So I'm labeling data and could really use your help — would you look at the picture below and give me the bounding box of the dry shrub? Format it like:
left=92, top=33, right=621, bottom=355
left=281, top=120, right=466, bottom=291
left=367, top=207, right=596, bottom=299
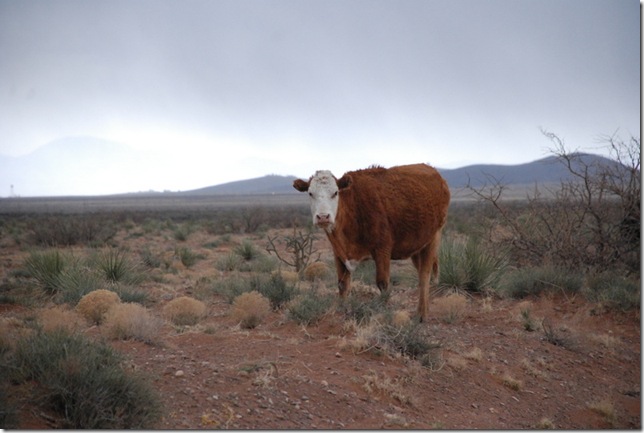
left=163, top=296, right=207, bottom=326
left=303, top=262, right=329, bottom=281
left=76, top=289, right=121, bottom=325
left=362, top=369, right=411, bottom=405
left=272, top=270, right=299, bottom=285
left=103, top=303, right=163, bottom=343
left=391, top=310, right=411, bottom=328
left=434, top=293, right=468, bottom=324
left=38, top=306, right=84, bottom=333
left=231, top=291, right=271, bottom=329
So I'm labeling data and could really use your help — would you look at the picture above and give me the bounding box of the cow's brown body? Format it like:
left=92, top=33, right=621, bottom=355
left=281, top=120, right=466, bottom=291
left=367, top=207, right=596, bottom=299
left=294, top=163, right=450, bottom=321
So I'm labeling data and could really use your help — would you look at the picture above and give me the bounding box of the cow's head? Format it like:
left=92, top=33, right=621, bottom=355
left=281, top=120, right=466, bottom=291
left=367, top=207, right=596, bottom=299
left=293, top=170, right=352, bottom=230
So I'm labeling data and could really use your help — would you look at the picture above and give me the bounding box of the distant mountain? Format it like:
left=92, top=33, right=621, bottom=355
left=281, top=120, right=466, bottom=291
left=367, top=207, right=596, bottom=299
left=181, top=175, right=298, bottom=195
left=438, top=153, right=620, bottom=188
left=176, top=153, right=620, bottom=195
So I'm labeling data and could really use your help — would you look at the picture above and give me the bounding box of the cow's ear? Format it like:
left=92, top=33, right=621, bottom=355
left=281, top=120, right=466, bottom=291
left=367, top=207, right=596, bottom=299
left=337, top=174, right=352, bottom=190
left=293, top=179, right=310, bottom=192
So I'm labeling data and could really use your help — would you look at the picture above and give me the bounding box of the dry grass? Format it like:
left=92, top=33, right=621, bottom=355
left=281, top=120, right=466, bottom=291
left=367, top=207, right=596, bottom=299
left=271, top=270, right=299, bottom=285
left=434, top=293, right=468, bottom=324
left=501, top=373, right=522, bottom=391
left=163, top=296, right=207, bottom=326
left=103, top=303, right=163, bottom=343
left=535, top=417, right=555, bottom=429
left=38, top=306, right=85, bottom=333
left=521, top=358, right=548, bottom=379
left=588, top=399, right=616, bottom=424
left=362, top=369, right=411, bottom=405
left=463, top=347, right=483, bottom=362
left=231, top=291, right=271, bottom=329
left=391, top=310, right=411, bottom=328
left=303, top=262, right=330, bottom=281
left=76, top=289, right=121, bottom=325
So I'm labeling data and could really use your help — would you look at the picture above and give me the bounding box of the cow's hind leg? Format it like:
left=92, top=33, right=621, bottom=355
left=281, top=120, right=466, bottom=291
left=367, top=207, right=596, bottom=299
left=414, top=232, right=441, bottom=322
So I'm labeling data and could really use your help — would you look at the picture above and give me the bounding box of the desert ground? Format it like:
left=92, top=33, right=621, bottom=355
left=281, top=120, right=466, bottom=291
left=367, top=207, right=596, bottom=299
left=0, top=196, right=640, bottom=429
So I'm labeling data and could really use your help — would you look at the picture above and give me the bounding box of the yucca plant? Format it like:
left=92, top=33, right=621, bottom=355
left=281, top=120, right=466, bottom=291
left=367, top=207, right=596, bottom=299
left=24, top=249, right=69, bottom=293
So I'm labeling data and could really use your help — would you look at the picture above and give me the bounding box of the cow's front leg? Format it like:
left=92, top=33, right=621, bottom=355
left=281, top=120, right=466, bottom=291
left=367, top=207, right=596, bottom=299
left=334, top=255, right=352, bottom=297
left=373, top=251, right=391, bottom=294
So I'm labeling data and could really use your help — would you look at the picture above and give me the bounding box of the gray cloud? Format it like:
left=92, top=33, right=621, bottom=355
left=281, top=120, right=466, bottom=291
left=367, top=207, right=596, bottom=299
left=0, top=0, right=639, bottom=195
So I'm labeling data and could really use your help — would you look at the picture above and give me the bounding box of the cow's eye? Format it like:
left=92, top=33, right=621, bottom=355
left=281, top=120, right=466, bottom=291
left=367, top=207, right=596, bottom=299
left=332, top=191, right=338, bottom=198
left=308, top=192, right=313, bottom=197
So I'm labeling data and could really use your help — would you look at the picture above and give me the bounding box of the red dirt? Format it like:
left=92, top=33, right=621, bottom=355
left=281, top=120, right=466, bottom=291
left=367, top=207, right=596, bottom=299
left=1, top=228, right=640, bottom=429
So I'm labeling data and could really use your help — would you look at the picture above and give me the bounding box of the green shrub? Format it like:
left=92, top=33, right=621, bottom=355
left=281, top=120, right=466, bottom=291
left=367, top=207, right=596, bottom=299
left=215, top=252, right=244, bottom=272
left=497, top=266, right=583, bottom=299
left=234, top=240, right=260, bottom=261
left=9, top=330, right=161, bottom=428
left=140, top=248, right=161, bottom=268
left=175, top=246, right=201, bottom=268
left=211, top=275, right=253, bottom=303
left=95, top=249, right=143, bottom=285
left=439, top=238, right=507, bottom=292
left=252, top=273, right=299, bottom=310
left=338, top=292, right=389, bottom=325
left=584, top=272, right=640, bottom=311
left=287, top=289, right=333, bottom=325
left=24, top=249, right=69, bottom=293
left=55, top=265, right=104, bottom=304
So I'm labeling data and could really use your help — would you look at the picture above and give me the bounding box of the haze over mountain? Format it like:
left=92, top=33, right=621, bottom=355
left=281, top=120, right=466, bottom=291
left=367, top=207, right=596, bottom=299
left=1, top=136, right=620, bottom=198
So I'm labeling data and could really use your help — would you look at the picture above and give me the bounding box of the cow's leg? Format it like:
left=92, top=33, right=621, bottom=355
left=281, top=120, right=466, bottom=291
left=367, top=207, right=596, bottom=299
left=417, top=231, right=442, bottom=322
left=335, top=255, right=352, bottom=297
left=373, top=250, right=391, bottom=293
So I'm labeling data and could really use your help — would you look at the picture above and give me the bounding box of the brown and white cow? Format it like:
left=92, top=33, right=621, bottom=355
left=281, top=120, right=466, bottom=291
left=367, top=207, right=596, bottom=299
left=293, top=163, right=450, bottom=321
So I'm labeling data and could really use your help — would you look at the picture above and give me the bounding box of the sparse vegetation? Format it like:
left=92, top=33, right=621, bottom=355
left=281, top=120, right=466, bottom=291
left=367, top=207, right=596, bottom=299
left=287, top=288, right=333, bottom=325
left=230, top=291, right=271, bottom=329
left=6, top=329, right=161, bottom=428
left=103, top=303, right=163, bottom=343
left=76, top=289, right=121, bottom=325
left=434, top=293, right=468, bottom=324
left=163, top=296, right=207, bottom=326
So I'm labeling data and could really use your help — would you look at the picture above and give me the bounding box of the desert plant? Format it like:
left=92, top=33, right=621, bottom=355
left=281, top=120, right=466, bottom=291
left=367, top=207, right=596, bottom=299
left=8, top=329, right=161, bottom=428
left=96, top=249, right=143, bottom=285
left=438, top=237, right=507, bottom=293
left=266, top=225, right=320, bottom=272
left=55, top=264, right=104, bottom=304
left=303, top=261, right=330, bottom=281
left=163, top=296, right=207, bottom=326
left=583, top=272, right=640, bottom=311
left=140, top=248, right=162, bottom=268
left=498, top=266, right=583, bottom=299
left=434, top=293, right=468, bottom=324
left=76, top=289, right=121, bottom=325
left=355, top=316, right=440, bottom=361
left=38, top=306, right=85, bottom=333
left=103, top=303, right=163, bottom=343
left=24, top=249, right=69, bottom=293
left=338, top=291, right=389, bottom=325
left=252, top=273, right=299, bottom=310
left=469, top=131, right=640, bottom=274
left=230, top=291, right=271, bottom=329
left=234, top=239, right=261, bottom=261
left=287, top=289, right=333, bottom=325
left=175, top=246, right=201, bottom=268
left=211, top=274, right=253, bottom=303
left=215, top=252, right=244, bottom=272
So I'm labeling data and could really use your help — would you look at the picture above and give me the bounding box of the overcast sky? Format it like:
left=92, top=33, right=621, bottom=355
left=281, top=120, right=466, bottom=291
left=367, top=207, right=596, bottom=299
left=0, top=0, right=640, bottom=195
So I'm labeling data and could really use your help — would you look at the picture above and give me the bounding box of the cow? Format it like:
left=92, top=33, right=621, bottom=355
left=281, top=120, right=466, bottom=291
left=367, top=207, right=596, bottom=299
left=293, top=163, right=450, bottom=322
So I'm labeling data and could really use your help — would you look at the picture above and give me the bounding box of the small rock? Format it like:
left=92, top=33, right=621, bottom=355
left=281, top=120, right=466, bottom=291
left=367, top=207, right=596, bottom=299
left=175, top=370, right=185, bottom=377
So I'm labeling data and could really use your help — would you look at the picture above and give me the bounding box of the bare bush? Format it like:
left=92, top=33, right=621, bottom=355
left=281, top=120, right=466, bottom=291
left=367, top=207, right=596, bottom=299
left=163, top=296, right=207, bottom=326
left=266, top=225, right=321, bottom=272
left=469, top=130, right=640, bottom=274
left=76, top=289, right=121, bottom=325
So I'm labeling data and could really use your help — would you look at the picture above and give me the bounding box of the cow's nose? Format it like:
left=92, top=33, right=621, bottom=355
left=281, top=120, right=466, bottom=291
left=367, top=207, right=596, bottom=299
left=316, top=214, right=331, bottom=225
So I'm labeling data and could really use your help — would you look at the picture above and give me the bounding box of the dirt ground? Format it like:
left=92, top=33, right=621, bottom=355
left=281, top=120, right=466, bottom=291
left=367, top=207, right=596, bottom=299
left=1, top=227, right=640, bottom=429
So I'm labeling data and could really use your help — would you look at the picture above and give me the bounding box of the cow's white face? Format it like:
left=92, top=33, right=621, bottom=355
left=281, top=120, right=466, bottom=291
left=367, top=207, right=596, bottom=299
left=293, top=170, right=340, bottom=230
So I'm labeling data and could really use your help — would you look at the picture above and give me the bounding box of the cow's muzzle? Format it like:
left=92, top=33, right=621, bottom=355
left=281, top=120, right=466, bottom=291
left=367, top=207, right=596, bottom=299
left=315, top=213, right=332, bottom=227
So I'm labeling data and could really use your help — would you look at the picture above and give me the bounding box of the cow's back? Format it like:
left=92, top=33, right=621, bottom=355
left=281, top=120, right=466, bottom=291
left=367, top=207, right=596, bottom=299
left=341, top=163, right=449, bottom=259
